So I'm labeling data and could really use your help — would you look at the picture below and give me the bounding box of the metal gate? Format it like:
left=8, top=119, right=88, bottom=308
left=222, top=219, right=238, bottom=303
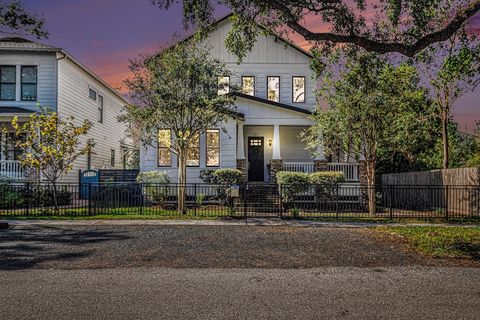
left=239, top=183, right=283, bottom=218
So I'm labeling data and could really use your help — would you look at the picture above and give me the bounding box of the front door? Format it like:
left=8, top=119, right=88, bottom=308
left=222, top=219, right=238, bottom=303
left=248, top=137, right=264, bottom=182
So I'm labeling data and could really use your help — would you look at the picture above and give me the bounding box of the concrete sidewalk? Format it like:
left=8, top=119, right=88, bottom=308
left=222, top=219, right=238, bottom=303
left=1, top=218, right=478, bottom=228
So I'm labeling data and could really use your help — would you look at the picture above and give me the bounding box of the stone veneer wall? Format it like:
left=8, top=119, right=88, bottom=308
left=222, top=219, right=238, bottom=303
left=236, top=159, right=247, bottom=182
left=269, top=160, right=283, bottom=183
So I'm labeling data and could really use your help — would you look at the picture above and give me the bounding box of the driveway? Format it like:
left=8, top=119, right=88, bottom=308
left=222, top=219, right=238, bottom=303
left=1, top=225, right=479, bottom=320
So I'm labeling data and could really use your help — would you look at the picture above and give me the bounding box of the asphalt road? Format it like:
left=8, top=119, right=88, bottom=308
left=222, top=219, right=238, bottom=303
left=1, top=225, right=479, bottom=319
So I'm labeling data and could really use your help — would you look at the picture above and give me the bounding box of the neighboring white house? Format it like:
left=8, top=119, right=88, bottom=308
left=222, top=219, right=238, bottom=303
left=140, top=14, right=360, bottom=184
left=0, top=37, right=133, bottom=183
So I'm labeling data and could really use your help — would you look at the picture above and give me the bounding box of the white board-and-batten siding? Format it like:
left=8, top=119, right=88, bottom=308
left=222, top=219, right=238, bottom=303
left=57, top=57, right=128, bottom=182
left=0, top=51, right=57, bottom=111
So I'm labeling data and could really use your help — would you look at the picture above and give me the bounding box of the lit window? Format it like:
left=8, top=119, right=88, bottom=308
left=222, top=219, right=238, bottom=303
left=242, top=76, right=255, bottom=96
left=21, top=66, right=37, bottom=101
left=187, top=133, right=200, bottom=166
left=206, top=129, right=220, bottom=167
left=89, top=88, right=97, bottom=100
left=292, top=76, right=305, bottom=103
left=158, top=129, right=171, bottom=167
left=110, top=149, right=115, bottom=167
left=217, top=76, right=230, bottom=95
left=0, top=66, right=16, bottom=101
left=267, top=76, right=280, bottom=102
left=98, top=95, right=104, bottom=123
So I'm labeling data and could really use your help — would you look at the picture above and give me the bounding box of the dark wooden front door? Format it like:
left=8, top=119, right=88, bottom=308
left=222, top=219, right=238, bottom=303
left=248, top=137, right=264, bottom=182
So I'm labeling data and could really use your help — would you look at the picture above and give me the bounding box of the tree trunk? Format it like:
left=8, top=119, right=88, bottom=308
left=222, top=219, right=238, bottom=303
left=442, top=110, right=449, bottom=169
left=366, top=161, right=376, bottom=215
left=52, top=181, right=59, bottom=213
left=177, top=148, right=187, bottom=214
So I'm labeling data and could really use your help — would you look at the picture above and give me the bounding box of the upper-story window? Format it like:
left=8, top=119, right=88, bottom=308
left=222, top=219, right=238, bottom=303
left=206, top=129, right=220, bottom=167
left=292, top=76, right=305, bottom=103
left=267, top=76, right=280, bottom=102
left=0, top=66, right=16, bottom=101
left=98, top=95, right=104, bottom=123
left=158, top=129, right=172, bottom=167
left=110, top=149, right=116, bottom=167
left=217, top=76, right=230, bottom=95
left=21, top=66, right=37, bottom=101
left=187, top=133, right=200, bottom=167
left=89, top=88, right=97, bottom=100
left=242, top=76, right=255, bottom=96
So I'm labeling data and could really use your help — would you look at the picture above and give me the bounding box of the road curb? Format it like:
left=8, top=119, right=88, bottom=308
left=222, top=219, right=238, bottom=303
left=0, top=222, right=9, bottom=229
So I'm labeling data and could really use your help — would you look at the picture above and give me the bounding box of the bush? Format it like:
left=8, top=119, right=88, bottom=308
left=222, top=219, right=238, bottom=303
left=276, top=172, right=311, bottom=204
left=309, top=171, right=344, bottom=201
left=137, top=171, right=170, bottom=205
left=200, top=168, right=243, bottom=206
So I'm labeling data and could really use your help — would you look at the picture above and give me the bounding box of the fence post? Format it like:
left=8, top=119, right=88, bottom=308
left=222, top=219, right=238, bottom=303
left=194, top=184, right=197, bottom=216
left=389, top=185, right=393, bottom=219
left=279, top=184, right=283, bottom=219
left=243, top=182, right=248, bottom=222
left=139, top=183, right=144, bottom=215
left=445, top=185, right=449, bottom=221
left=25, top=182, right=31, bottom=216
left=88, top=183, right=92, bottom=216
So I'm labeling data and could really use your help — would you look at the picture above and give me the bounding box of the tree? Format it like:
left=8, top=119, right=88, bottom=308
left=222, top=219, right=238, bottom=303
left=417, top=29, right=480, bottom=169
left=152, top=0, right=479, bottom=58
left=0, top=0, right=48, bottom=38
left=12, top=108, right=94, bottom=210
left=304, top=52, right=430, bottom=214
left=121, top=41, right=236, bottom=214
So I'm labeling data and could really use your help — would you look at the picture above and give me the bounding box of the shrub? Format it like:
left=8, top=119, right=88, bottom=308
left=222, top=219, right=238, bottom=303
left=137, top=171, right=170, bottom=205
left=276, top=172, right=311, bottom=205
left=212, top=168, right=243, bottom=187
left=309, top=171, right=345, bottom=201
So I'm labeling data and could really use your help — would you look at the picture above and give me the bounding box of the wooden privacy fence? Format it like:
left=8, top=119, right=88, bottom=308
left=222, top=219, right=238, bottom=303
left=381, top=167, right=480, bottom=215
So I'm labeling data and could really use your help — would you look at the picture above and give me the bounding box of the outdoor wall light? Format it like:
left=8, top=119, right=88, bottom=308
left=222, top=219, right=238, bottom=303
left=268, top=139, right=272, bottom=147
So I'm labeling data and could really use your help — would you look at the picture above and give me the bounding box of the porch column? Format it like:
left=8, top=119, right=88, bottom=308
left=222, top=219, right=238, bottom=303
left=314, top=132, right=328, bottom=172
left=269, top=125, right=283, bottom=182
left=236, top=123, right=247, bottom=181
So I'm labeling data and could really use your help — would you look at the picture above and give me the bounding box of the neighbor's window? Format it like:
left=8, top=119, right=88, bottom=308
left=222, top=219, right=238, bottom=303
left=110, top=149, right=115, bottom=167
left=242, top=76, right=255, bottom=96
left=0, top=66, right=16, bottom=101
left=267, top=76, right=280, bottom=102
left=292, top=76, right=305, bottom=103
left=217, top=76, right=230, bottom=95
left=206, top=129, right=220, bottom=167
left=187, top=133, right=200, bottom=166
left=158, top=129, right=171, bottom=167
left=89, top=88, right=97, bottom=100
left=21, top=66, right=37, bottom=101
left=98, top=95, right=104, bottom=123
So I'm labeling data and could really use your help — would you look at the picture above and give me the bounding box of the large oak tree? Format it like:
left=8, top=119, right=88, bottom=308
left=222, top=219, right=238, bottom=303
left=0, top=1, right=47, bottom=38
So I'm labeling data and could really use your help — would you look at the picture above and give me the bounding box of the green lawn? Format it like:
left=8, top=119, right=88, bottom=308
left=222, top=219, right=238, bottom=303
left=376, top=226, right=480, bottom=260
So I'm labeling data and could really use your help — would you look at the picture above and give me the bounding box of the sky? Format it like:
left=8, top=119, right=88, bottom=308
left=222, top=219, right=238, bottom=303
left=20, top=0, right=480, bottom=132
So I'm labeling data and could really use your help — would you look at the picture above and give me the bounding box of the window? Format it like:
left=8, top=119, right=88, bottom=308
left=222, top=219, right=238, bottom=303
left=217, top=76, right=230, bottom=95
left=89, top=88, right=97, bottom=100
left=110, top=149, right=115, bottom=167
left=187, top=133, right=200, bottom=166
left=0, top=66, right=16, bottom=101
left=206, top=129, right=220, bottom=167
left=267, top=76, right=280, bottom=102
left=158, top=129, right=171, bottom=167
left=21, top=66, right=37, bottom=101
left=98, top=95, right=104, bottom=123
left=242, top=76, right=255, bottom=96
left=4, top=133, right=24, bottom=160
left=292, top=76, right=305, bottom=103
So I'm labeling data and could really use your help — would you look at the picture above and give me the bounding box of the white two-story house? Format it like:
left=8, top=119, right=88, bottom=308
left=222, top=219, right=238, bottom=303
left=140, top=14, right=360, bottom=183
left=0, top=37, right=132, bottom=182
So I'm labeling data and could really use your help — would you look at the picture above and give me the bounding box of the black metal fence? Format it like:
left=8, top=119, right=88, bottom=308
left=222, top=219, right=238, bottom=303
left=1, top=182, right=479, bottom=220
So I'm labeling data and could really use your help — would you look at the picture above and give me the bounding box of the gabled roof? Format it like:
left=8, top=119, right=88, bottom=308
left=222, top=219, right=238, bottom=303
left=0, top=37, right=129, bottom=105
left=233, top=92, right=312, bottom=115
left=152, top=12, right=313, bottom=60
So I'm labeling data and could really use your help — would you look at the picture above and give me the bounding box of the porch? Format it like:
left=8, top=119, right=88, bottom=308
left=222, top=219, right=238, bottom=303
left=282, top=161, right=359, bottom=182
left=0, top=120, right=26, bottom=181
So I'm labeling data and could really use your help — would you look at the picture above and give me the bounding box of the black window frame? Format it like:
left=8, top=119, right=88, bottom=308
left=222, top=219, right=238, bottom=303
left=21, top=65, right=38, bottom=102
left=110, top=149, right=115, bottom=167
left=98, top=94, right=104, bottom=123
left=267, top=76, right=280, bottom=102
left=241, top=76, right=255, bottom=96
left=89, top=88, right=97, bottom=101
left=206, top=129, right=220, bottom=167
left=0, top=65, right=16, bottom=101
left=186, top=133, right=200, bottom=167
left=292, top=76, right=306, bottom=103
left=157, top=129, right=172, bottom=167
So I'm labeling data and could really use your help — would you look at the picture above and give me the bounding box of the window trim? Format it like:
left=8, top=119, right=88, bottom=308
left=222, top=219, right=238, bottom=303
left=89, top=88, right=97, bottom=101
left=241, top=76, right=255, bottom=96
left=267, top=76, right=280, bottom=102
left=206, top=128, right=220, bottom=167
left=98, top=94, right=104, bottom=123
left=186, top=133, right=200, bottom=167
left=217, top=76, right=230, bottom=95
left=0, top=65, right=17, bottom=101
left=292, top=76, right=306, bottom=103
left=20, top=65, right=38, bottom=102
left=157, top=129, right=172, bottom=167
left=110, top=149, right=116, bottom=167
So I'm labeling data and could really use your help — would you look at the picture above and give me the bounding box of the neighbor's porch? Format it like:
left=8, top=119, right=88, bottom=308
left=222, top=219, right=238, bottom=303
left=235, top=123, right=360, bottom=183
left=0, top=121, right=25, bottom=180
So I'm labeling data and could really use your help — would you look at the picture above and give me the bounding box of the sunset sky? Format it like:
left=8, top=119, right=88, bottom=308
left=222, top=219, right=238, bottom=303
left=21, top=0, right=480, bottom=132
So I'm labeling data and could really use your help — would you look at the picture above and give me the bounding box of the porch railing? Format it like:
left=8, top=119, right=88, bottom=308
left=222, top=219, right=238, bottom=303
left=0, top=160, right=24, bottom=180
left=282, top=161, right=359, bottom=182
